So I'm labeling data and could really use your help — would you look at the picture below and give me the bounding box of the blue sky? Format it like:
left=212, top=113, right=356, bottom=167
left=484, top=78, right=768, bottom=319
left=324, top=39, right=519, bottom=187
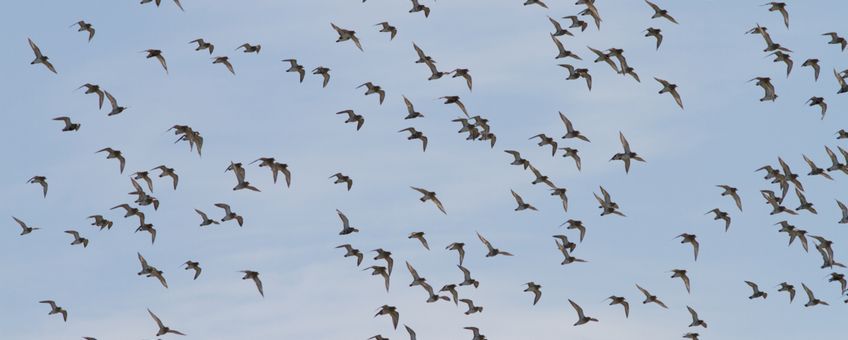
left=1, top=0, right=845, bottom=339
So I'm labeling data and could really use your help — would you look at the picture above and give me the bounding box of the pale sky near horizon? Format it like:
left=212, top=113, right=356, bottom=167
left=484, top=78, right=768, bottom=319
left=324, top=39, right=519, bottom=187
left=1, top=0, right=846, bottom=339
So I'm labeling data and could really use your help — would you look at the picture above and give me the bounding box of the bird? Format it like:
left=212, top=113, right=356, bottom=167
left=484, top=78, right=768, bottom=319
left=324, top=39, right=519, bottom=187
left=362, top=263, right=390, bottom=291
left=372, top=249, right=394, bottom=275
left=401, top=96, right=424, bottom=119
left=828, top=273, right=847, bottom=294
left=559, top=112, right=591, bottom=142
left=559, top=147, right=581, bottom=171
left=777, top=282, right=796, bottom=303
left=376, top=22, right=397, bottom=40
left=806, top=97, right=828, bottom=120
left=335, top=244, right=364, bottom=266
left=226, top=161, right=260, bottom=192
left=71, top=21, right=95, bottom=42
left=569, top=299, right=598, bottom=326
left=645, top=0, right=678, bottom=24
left=559, top=64, right=593, bottom=91
left=88, top=215, right=113, bottom=230
left=152, top=165, right=178, bottom=190
left=13, top=217, right=40, bottom=235
left=104, top=91, right=128, bottom=116
left=605, top=296, right=629, bottom=318
left=563, top=16, right=589, bottom=31
left=236, top=43, right=261, bottom=53
left=212, top=56, right=235, bottom=75
left=451, top=68, right=473, bottom=91
left=794, top=189, right=817, bottom=214
left=148, top=309, right=186, bottom=336
left=460, top=298, right=484, bottom=315
left=404, top=325, right=417, bottom=340
left=53, top=116, right=81, bottom=132
left=312, top=67, right=331, bottom=87
left=595, top=186, right=625, bottom=217
left=654, top=77, right=684, bottom=109
left=336, top=110, right=365, bottom=130
left=551, top=34, right=581, bottom=60
left=802, top=283, right=828, bottom=307
left=215, top=203, right=244, bottom=226
left=548, top=16, right=573, bottom=37
left=137, top=253, right=168, bottom=288
left=611, top=132, right=646, bottom=173
left=240, top=270, right=264, bottom=297
left=408, top=232, right=430, bottom=250
left=282, top=59, right=305, bottom=83
left=524, top=282, right=542, bottom=305
left=676, top=233, right=700, bottom=261
left=141, top=49, right=168, bottom=74
left=464, top=327, right=486, bottom=340
left=27, top=176, right=48, bottom=198
left=446, top=243, right=466, bottom=265
left=408, top=0, right=431, bottom=17
left=39, top=300, right=67, bottom=322
left=336, top=209, right=359, bottom=235
left=524, top=0, right=548, bottom=8
left=769, top=51, right=793, bottom=77
left=410, top=187, right=445, bottom=214
left=561, top=219, right=587, bottom=242
left=77, top=83, right=105, bottom=109
left=587, top=46, right=620, bottom=73
left=745, top=281, right=768, bottom=299
left=329, top=173, right=353, bottom=191
left=671, top=269, right=692, bottom=293
left=440, top=96, right=469, bottom=117
left=375, top=305, right=399, bottom=329
left=683, top=333, right=701, bottom=340
left=357, top=82, right=385, bottom=105
left=763, top=2, right=789, bottom=28
left=331, top=23, right=363, bottom=51
left=504, top=150, right=531, bottom=169
left=750, top=77, right=778, bottom=101
left=477, top=231, right=513, bottom=257
left=439, top=284, right=460, bottom=305
left=706, top=208, right=732, bottom=232
left=645, top=27, right=663, bottom=49
left=65, top=230, right=89, bottom=248
left=687, top=306, right=708, bottom=328
left=189, top=38, right=214, bottom=54
left=529, top=134, right=558, bottom=157
left=823, top=32, right=847, bottom=51
left=549, top=187, right=569, bottom=212
left=528, top=165, right=555, bottom=188
left=183, top=261, right=201, bottom=280
left=27, top=38, right=57, bottom=74
left=457, top=264, right=480, bottom=288
left=802, top=59, right=820, bottom=81
left=96, top=148, right=126, bottom=173
left=399, top=128, right=429, bottom=152
left=250, top=158, right=292, bottom=187
left=802, top=154, right=832, bottom=180
left=636, top=284, right=668, bottom=308
left=717, top=185, right=743, bottom=211
left=510, top=190, right=537, bottom=211
left=837, top=200, right=848, bottom=223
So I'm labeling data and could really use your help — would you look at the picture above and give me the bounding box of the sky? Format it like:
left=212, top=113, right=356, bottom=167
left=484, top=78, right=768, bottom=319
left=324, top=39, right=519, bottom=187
left=0, top=0, right=846, bottom=339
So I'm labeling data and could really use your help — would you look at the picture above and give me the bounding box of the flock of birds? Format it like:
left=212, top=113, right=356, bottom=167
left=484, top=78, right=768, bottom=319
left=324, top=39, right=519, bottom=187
left=11, top=0, right=848, bottom=339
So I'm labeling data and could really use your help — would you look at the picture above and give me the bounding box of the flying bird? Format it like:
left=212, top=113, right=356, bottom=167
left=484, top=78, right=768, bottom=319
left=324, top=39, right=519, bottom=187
left=282, top=59, right=305, bottom=83
left=654, top=77, right=684, bottom=109
left=71, top=21, right=95, bottom=42
left=240, top=270, right=264, bottom=297
left=410, top=187, right=445, bottom=214
left=569, top=299, right=598, bottom=326
left=141, top=49, right=168, bottom=74
left=148, top=309, right=186, bottom=336
left=39, top=300, right=67, bottom=322
left=331, top=23, right=363, bottom=51
left=28, top=38, right=57, bottom=74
